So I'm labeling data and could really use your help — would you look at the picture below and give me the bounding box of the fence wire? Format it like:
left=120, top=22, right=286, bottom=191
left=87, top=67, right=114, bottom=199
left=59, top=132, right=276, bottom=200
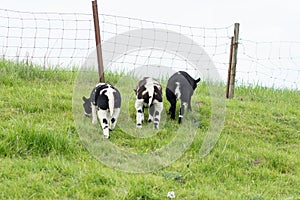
left=0, top=8, right=94, bottom=68
left=238, top=39, right=300, bottom=89
left=0, top=8, right=299, bottom=89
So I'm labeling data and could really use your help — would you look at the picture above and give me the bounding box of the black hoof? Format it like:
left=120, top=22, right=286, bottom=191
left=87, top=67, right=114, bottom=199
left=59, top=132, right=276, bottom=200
left=178, top=118, right=182, bottom=124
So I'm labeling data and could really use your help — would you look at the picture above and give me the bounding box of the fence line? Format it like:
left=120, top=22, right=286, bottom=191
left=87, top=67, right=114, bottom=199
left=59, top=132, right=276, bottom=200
left=238, top=39, right=300, bottom=89
left=0, top=8, right=94, bottom=68
left=97, top=13, right=233, bottom=82
left=0, top=8, right=299, bottom=89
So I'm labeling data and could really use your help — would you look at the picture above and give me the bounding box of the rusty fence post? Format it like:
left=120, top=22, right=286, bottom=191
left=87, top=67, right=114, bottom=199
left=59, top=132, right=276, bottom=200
left=227, top=23, right=240, bottom=99
left=92, top=0, right=105, bottom=82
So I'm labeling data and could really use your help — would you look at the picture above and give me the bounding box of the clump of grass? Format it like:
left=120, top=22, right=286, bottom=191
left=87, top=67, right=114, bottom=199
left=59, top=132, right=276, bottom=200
left=0, top=60, right=81, bottom=158
left=0, top=59, right=76, bottom=83
left=0, top=120, right=76, bottom=157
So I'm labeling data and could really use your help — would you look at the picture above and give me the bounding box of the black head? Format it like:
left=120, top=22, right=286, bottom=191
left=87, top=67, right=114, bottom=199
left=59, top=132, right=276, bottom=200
left=82, top=96, right=92, bottom=116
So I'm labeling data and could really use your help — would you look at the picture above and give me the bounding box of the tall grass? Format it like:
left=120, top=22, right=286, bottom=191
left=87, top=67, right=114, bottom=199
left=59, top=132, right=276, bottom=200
left=0, top=60, right=299, bottom=199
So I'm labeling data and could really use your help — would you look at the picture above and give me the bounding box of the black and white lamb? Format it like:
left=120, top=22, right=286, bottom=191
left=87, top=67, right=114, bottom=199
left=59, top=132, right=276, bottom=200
left=82, top=83, right=121, bottom=139
left=134, top=77, right=163, bottom=129
left=166, top=71, right=200, bottom=124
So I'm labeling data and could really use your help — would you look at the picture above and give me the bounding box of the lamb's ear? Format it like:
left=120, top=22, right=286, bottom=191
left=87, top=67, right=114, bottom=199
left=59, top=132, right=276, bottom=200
left=133, top=89, right=137, bottom=93
left=82, top=96, right=88, bottom=102
left=195, top=78, right=201, bottom=83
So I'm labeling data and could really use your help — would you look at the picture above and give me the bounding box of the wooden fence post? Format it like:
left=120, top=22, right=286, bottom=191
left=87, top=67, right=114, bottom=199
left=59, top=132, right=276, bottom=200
left=227, top=23, right=240, bottom=99
left=226, top=36, right=234, bottom=98
left=92, top=0, right=105, bottom=82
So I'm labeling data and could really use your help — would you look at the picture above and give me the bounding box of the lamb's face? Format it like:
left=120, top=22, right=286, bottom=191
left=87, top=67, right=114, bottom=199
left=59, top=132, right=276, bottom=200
left=82, top=96, right=92, bottom=116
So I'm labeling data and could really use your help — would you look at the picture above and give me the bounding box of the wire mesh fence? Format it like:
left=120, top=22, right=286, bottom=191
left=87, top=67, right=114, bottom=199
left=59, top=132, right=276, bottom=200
left=238, top=39, right=300, bottom=89
left=0, top=8, right=94, bottom=68
left=97, top=13, right=233, bottom=82
left=0, top=8, right=299, bottom=89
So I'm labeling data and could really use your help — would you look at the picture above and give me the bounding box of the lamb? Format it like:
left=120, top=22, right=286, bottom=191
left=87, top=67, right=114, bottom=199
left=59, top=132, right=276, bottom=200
left=82, top=83, right=121, bottom=139
left=166, top=71, right=200, bottom=123
left=134, top=77, right=163, bottom=129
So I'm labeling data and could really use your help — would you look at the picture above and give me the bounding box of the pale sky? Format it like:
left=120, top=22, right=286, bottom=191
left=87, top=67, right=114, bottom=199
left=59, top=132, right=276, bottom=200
left=1, top=0, right=300, bottom=88
left=1, top=0, right=300, bottom=41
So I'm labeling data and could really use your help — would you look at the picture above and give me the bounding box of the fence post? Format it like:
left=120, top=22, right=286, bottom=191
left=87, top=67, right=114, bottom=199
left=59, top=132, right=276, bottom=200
left=226, top=36, right=234, bottom=98
left=92, top=0, right=105, bottom=82
left=227, top=23, right=240, bottom=99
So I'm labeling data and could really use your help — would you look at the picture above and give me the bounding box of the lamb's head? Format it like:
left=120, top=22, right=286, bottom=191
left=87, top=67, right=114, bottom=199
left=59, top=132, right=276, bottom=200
left=82, top=96, right=92, bottom=116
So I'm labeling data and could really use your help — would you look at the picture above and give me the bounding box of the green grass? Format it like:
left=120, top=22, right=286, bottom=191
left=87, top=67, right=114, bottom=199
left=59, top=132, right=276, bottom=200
left=0, top=59, right=299, bottom=199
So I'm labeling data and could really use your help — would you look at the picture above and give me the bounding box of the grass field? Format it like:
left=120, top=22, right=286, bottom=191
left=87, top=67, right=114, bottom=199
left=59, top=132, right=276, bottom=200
left=0, top=60, right=299, bottom=199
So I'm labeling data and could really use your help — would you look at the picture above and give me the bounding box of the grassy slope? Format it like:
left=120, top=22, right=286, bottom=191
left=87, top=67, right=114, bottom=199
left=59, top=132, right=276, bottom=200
left=0, top=60, right=299, bottom=199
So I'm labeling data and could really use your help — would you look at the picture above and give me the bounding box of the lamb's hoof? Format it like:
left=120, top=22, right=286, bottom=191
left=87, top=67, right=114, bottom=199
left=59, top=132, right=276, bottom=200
left=178, top=118, right=182, bottom=124
left=104, top=134, right=110, bottom=139
left=136, top=123, right=142, bottom=128
left=148, top=119, right=152, bottom=123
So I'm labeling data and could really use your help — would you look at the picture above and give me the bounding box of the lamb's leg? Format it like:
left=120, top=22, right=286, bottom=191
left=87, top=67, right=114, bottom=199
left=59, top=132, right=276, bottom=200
left=141, top=105, right=145, bottom=122
left=166, top=88, right=176, bottom=120
left=178, top=102, right=188, bottom=124
left=97, top=109, right=110, bottom=138
left=91, top=104, right=98, bottom=124
left=153, top=102, right=163, bottom=129
left=135, top=99, right=144, bottom=128
left=148, top=104, right=154, bottom=123
left=169, top=99, right=176, bottom=120
left=109, top=108, right=120, bottom=131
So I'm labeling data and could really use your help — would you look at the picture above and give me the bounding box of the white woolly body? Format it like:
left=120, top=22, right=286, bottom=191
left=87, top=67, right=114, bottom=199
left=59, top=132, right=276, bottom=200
left=85, top=83, right=121, bottom=139
left=142, top=79, right=155, bottom=106
left=135, top=77, right=163, bottom=129
left=105, top=87, right=115, bottom=117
